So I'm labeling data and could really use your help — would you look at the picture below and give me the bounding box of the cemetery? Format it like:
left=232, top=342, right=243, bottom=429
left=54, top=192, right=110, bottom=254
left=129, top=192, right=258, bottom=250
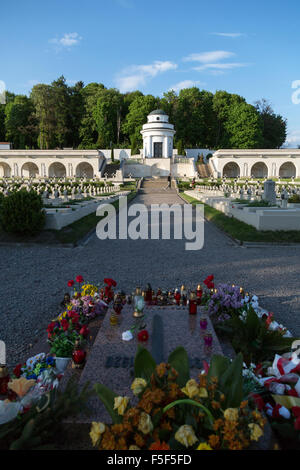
left=1, top=111, right=300, bottom=452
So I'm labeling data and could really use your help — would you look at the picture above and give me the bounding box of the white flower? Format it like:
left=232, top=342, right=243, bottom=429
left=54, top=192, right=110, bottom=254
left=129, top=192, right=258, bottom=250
left=122, top=330, right=133, bottom=341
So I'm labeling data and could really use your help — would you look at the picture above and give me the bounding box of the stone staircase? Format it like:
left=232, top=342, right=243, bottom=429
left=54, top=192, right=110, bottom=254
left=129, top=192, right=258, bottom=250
left=102, top=162, right=120, bottom=178
left=197, top=162, right=213, bottom=178
left=140, top=177, right=177, bottom=193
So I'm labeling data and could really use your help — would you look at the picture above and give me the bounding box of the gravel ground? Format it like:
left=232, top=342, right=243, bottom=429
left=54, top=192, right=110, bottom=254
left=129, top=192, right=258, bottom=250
left=1, top=182, right=300, bottom=366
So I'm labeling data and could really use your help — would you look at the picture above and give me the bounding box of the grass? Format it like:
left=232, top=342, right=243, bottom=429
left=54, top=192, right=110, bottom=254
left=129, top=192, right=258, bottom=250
left=181, top=192, right=300, bottom=243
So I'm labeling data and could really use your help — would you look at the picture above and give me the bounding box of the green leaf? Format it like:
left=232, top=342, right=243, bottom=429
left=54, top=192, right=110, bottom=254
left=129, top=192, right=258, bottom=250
left=167, top=346, right=190, bottom=387
left=219, top=352, right=244, bottom=408
left=207, top=354, right=230, bottom=381
left=93, top=384, right=122, bottom=424
left=134, top=346, right=156, bottom=382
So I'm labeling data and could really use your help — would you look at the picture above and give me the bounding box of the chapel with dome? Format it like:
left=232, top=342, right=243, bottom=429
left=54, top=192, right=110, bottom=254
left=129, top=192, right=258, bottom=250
left=140, top=109, right=175, bottom=159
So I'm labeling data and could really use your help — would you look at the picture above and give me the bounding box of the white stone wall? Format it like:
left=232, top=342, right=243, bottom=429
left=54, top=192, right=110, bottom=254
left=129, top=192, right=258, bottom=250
left=211, top=149, right=300, bottom=178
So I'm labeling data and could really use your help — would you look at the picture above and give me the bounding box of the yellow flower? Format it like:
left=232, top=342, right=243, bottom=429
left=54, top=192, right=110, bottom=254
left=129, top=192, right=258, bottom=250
left=138, top=412, right=153, bottom=435
left=248, top=423, right=263, bottom=441
left=89, top=422, right=105, bottom=447
left=8, top=377, right=36, bottom=397
left=181, top=379, right=206, bottom=399
left=175, top=425, right=198, bottom=448
left=114, top=396, right=129, bottom=416
left=129, top=445, right=140, bottom=450
left=224, top=408, right=239, bottom=421
left=131, top=378, right=147, bottom=396
left=197, top=442, right=213, bottom=450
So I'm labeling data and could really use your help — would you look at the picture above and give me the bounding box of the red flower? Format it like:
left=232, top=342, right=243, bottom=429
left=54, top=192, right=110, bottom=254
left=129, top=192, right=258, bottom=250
left=76, top=275, right=84, bottom=283
left=79, top=325, right=89, bottom=337
left=204, top=275, right=214, bottom=289
left=13, top=364, right=22, bottom=378
left=61, top=319, right=69, bottom=331
left=149, top=440, right=170, bottom=450
left=72, top=349, right=86, bottom=364
left=137, top=330, right=149, bottom=342
left=104, top=278, right=117, bottom=287
left=295, top=416, right=300, bottom=431
left=68, top=280, right=74, bottom=287
left=47, top=322, right=56, bottom=334
left=250, top=393, right=265, bottom=411
left=292, top=406, right=300, bottom=418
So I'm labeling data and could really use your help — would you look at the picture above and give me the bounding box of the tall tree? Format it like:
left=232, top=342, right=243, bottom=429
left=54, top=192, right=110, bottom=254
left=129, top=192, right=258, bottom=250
left=5, top=95, right=37, bottom=148
left=30, top=84, right=57, bottom=149
left=78, top=82, right=105, bottom=148
left=255, top=99, right=287, bottom=148
left=225, top=102, right=263, bottom=148
left=122, top=94, right=159, bottom=147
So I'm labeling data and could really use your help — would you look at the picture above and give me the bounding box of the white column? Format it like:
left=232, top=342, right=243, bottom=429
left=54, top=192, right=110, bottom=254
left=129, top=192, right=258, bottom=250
left=164, top=136, right=168, bottom=158
left=149, top=136, right=153, bottom=158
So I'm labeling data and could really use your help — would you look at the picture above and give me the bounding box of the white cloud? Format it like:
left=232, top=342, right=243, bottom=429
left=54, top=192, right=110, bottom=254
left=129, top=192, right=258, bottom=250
left=116, top=60, right=178, bottom=92
left=211, top=32, right=245, bottom=38
left=49, top=33, right=82, bottom=48
left=284, top=130, right=300, bottom=147
left=183, top=50, right=249, bottom=74
left=168, top=80, right=204, bottom=93
left=194, top=62, right=248, bottom=71
left=183, top=51, right=235, bottom=63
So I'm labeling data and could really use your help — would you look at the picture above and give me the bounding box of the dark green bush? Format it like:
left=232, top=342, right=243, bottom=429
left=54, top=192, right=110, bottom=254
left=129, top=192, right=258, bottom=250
left=0, top=189, right=45, bottom=235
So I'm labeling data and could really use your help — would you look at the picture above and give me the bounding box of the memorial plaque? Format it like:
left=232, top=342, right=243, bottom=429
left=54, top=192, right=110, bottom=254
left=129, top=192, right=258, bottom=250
left=78, top=304, right=223, bottom=422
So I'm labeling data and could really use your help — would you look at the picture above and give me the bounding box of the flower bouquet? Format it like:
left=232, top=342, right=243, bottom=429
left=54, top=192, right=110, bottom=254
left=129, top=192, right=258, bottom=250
left=90, top=347, right=266, bottom=450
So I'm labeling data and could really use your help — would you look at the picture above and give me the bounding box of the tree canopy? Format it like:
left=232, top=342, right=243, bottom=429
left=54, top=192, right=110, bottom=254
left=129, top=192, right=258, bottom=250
left=0, top=77, right=287, bottom=150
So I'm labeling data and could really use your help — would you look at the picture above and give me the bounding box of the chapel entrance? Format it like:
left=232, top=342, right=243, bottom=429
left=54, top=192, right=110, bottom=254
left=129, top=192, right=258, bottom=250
left=154, top=142, right=163, bottom=158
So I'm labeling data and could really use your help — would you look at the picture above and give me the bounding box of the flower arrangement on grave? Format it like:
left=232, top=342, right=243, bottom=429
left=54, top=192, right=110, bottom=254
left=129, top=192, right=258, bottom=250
left=90, top=347, right=266, bottom=450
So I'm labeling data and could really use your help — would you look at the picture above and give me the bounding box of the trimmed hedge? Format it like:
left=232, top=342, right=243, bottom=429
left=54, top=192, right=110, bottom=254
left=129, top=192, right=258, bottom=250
left=0, top=189, right=45, bottom=235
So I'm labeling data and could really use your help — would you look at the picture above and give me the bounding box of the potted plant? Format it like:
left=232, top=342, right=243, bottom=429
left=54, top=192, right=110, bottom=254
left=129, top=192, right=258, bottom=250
left=49, top=332, right=78, bottom=373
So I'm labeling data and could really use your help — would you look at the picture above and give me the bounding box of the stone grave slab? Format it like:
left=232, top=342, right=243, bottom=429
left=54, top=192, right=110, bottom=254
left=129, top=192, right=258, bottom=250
left=78, top=304, right=223, bottom=423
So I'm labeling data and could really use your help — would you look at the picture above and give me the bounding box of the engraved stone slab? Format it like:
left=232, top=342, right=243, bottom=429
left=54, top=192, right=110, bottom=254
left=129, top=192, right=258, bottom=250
left=78, top=304, right=223, bottom=423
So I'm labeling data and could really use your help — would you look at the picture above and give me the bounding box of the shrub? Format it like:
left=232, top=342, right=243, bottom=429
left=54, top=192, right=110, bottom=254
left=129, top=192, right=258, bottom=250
left=288, top=194, right=300, bottom=203
left=0, top=189, right=45, bottom=235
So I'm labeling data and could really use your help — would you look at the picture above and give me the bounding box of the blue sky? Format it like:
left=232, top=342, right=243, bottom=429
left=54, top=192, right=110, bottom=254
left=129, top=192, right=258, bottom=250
left=1, top=0, right=300, bottom=146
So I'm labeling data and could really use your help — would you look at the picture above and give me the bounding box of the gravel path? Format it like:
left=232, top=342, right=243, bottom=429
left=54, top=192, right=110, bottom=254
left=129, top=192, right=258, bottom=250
left=1, top=182, right=300, bottom=366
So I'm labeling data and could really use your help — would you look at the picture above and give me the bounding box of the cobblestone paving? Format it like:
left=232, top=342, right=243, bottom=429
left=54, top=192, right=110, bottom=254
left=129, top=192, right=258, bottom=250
left=1, top=180, right=300, bottom=365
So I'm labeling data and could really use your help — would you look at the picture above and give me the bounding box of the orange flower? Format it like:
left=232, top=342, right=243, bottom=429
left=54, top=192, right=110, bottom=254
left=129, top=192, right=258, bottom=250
left=161, top=420, right=172, bottom=432
left=134, top=433, right=145, bottom=448
left=156, top=363, right=167, bottom=378
left=116, top=437, right=127, bottom=450
left=240, top=400, right=248, bottom=409
left=208, top=434, right=220, bottom=449
left=213, top=419, right=224, bottom=431
left=149, top=440, right=170, bottom=450
left=211, top=400, right=221, bottom=410
left=100, top=430, right=116, bottom=450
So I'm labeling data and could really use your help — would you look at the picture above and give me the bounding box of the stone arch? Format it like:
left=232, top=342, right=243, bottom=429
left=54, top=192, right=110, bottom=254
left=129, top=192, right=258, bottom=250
left=0, top=162, right=11, bottom=177
left=279, top=162, right=296, bottom=179
left=250, top=162, right=268, bottom=178
left=75, top=162, right=94, bottom=178
left=48, top=162, right=67, bottom=178
left=21, top=162, right=39, bottom=178
left=222, top=162, right=240, bottom=178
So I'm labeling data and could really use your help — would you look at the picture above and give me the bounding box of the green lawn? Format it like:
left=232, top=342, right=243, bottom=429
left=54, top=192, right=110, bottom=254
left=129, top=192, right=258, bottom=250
left=181, top=192, right=300, bottom=243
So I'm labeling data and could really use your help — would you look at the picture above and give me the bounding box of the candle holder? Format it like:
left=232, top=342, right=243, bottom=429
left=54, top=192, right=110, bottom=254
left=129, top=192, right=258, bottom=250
left=200, top=317, right=208, bottom=330
left=189, top=291, right=197, bottom=315
left=133, top=287, right=145, bottom=318
left=204, top=333, right=213, bottom=347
